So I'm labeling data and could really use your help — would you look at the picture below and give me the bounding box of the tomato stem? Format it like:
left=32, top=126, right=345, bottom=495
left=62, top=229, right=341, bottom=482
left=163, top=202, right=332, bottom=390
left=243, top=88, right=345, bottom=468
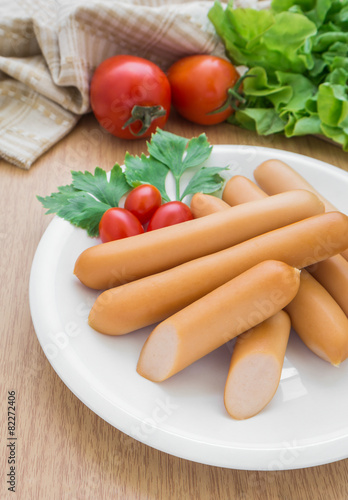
left=122, top=105, right=167, bottom=137
left=207, top=73, right=256, bottom=115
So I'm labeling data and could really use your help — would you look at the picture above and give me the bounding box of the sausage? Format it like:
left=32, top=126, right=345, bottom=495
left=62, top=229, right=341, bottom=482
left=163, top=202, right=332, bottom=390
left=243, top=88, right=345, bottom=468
left=136, top=261, right=300, bottom=382
left=341, top=248, right=348, bottom=261
left=284, top=270, right=348, bottom=366
left=253, top=159, right=338, bottom=211
left=221, top=174, right=348, bottom=319
left=74, top=189, right=324, bottom=289
left=253, top=158, right=348, bottom=262
left=307, top=255, right=348, bottom=317
left=88, top=211, right=348, bottom=335
left=223, top=175, right=267, bottom=205
left=190, top=192, right=230, bottom=218
left=190, top=178, right=265, bottom=216
left=224, top=311, right=291, bottom=420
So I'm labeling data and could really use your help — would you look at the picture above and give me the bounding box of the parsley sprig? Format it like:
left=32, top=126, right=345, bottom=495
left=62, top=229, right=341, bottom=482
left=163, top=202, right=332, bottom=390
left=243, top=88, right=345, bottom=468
left=37, top=129, right=228, bottom=237
left=37, top=165, right=130, bottom=237
left=125, top=129, right=227, bottom=202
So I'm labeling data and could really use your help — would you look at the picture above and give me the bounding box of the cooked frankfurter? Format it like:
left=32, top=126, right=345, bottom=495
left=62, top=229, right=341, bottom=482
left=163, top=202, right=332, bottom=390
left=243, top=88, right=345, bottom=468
left=136, top=261, right=300, bottom=382
left=224, top=311, right=291, bottom=420
left=223, top=175, right=267, bottom=205
left=190, top=177, right=265, bottom=215
left=307, top=255, right=348, bottom=317
left=74, top=189, right=324, bottom=289
left=253, top=159, right=348, bottom=261
left=190, top=192, right=230, bottom=218
left=340, top=248, right=348, bottom=260
left=88, top=212, right=348, bottom=335
left=254, top=159, right=338, bottom=211
left=285, top=270, right=348, bottom=366
left=221, top=174, right=348, bottom=319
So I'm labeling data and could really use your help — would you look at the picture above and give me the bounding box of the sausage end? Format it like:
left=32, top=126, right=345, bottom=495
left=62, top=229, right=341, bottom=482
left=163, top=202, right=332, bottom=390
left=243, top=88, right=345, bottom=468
left=137, top=324, right=178, bottom=382
left=224, top=353, right=281, bottom=420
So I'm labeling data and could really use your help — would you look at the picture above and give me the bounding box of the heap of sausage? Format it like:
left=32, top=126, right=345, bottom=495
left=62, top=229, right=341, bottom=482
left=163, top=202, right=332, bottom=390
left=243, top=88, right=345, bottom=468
left=74, top=160, right=348, bottom=420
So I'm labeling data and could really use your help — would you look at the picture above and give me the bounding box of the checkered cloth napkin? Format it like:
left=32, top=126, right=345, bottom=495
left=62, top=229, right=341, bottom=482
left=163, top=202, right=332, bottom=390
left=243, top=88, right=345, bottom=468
left=0, top=0, right=267, bottom=169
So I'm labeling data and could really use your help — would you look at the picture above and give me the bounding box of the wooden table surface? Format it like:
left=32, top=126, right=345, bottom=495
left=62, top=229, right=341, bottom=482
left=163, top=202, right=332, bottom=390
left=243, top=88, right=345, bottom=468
left=1, top=111, right=348, bottom=500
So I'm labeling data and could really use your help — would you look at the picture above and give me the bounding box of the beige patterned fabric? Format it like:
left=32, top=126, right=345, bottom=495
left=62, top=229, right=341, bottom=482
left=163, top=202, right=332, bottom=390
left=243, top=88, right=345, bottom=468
left=0, top=0, right=268, bottom=169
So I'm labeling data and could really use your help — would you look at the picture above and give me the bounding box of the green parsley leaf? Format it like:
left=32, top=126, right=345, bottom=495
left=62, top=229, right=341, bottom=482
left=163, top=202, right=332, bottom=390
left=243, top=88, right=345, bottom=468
left=125, top=128, right=218, bottom=202
left=180, top=166, right=228, bottom=201
left=180, top=134, right=213, bottom=170
left=37, top=184, right=79, bottom=214
left=72, top=164, right=130, bottom=207
left=124, top=152, right=171, bottom=202
left=57, top=193, right=111, bottom=237
left=37, top=164, right=132, bottom=237
left=147, top=129, right=212, bottom=176
left=147, top=129, right=189, bottom=177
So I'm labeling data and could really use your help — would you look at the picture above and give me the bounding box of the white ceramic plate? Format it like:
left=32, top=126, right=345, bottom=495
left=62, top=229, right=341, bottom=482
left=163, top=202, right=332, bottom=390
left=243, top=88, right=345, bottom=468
left=29, top=146, right=348, bottom=471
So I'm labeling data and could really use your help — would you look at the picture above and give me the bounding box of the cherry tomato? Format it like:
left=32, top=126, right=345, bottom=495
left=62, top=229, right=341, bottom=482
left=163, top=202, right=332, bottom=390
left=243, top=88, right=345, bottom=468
left=124, top=184, right=162, bottom=225
left=90, top=55, right=171, bottom=139
left=147, top=201, right=193, bottom=231
left=99, top=207, right=144, bottom=243
left=167, top=55, right=241, bottom=125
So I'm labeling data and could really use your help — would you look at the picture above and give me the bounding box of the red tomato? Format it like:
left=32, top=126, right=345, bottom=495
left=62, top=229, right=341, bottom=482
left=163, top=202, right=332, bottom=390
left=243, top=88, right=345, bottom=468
left=167, top=55, right=240, bottom=125
left=147, top=201, right=193, bottom=231
left=124, top=184, right=162, bottom=225
left=99, top=207, right=144, bottom=243
left=90, top=55, right=171, bottom=139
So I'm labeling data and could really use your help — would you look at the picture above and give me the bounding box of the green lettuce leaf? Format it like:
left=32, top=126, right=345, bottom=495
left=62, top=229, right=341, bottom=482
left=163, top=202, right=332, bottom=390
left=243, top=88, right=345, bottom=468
left=208, top=0, right=348, bottom=150
left=209, top=1, right=317, bottom=73
left=317, top=83, right=348, bottom=127
left=230, top=108, right=286, bottom=135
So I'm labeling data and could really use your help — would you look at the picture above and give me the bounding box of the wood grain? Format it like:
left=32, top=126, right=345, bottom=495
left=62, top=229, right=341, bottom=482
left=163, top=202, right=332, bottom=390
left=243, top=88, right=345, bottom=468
left=1, top=112, right=348, bottom=500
